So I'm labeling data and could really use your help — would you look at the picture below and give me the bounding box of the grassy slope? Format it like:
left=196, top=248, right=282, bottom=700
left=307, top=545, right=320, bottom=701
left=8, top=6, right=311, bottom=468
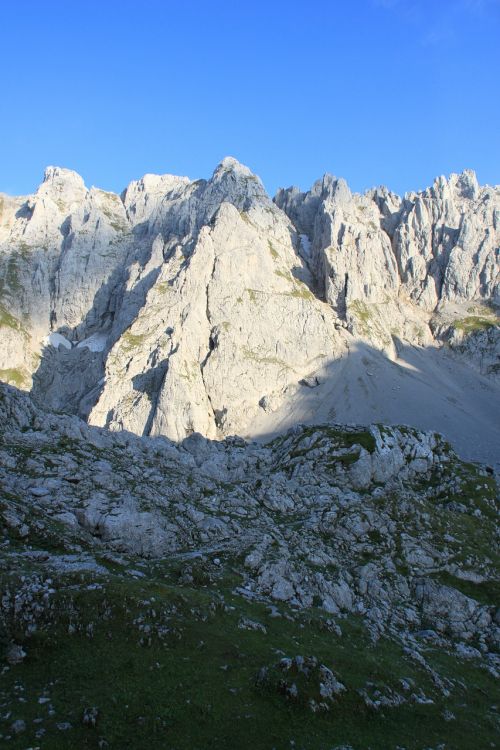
left=1, top=555, right=498, bottom=750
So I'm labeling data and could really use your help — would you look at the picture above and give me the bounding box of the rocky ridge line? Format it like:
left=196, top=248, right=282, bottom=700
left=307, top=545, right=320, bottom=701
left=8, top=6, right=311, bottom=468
left=0, top=159, right=498, bottom=446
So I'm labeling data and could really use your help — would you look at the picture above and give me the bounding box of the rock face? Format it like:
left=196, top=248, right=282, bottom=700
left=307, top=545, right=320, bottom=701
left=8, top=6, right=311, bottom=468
left=276, top=170, right=500, bottom=370
left=89, top=198, right=340, bottom=440
left=0, top=159, right=499, bottom=445
left=275, top=168, right=499, bottom=316
left=0, top=166, right=134, bottom=391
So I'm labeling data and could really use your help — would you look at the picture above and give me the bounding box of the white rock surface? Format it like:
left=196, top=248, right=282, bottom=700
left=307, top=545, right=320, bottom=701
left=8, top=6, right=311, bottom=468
left=275, top=168, right=499, bottom=316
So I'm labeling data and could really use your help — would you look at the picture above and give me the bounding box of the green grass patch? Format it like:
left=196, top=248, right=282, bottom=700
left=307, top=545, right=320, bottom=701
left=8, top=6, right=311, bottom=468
left=454, top=316, right=498, bottom=334
left=268, top=240, right=279, bottom=260
left=1, top=563, right=498, bottom=750
left=0, top=367, right=29, bottom=388
left=155, top=281, right=171, bottom=294
left=430, top=570, right=499, bottom=607
left=242, top=348, right=291, bottom=369
left=350, top=299, right=372, bottom=324
left=303, top=425, right=376, bottom=454
left=288, top=287, right=315, bottom=301
left=0, top=303, right=22, bottom=330
left=121, top=330, right=147, bottom=353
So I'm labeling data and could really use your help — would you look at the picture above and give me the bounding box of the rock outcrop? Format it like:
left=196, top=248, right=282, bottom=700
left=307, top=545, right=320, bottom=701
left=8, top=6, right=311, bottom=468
left=1, top=381, right=498, bottom=648
left=275, top=168, right=499, bottom=316
left=1, top=152, right=499, bottom=748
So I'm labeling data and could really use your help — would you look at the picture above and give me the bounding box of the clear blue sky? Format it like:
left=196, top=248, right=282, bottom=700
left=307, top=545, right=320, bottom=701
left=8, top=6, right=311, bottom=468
left=1, top=0, right=499, bottom=198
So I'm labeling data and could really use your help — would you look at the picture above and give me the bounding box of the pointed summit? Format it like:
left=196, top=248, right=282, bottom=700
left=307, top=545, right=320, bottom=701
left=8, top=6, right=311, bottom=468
left=207, top=156, right=268, bottom=211
left=41, top=166, right=86, bottom=189
left=212, top=156, right=256, bottom=180
left=451, top=169, right=479, bottom=200
left=37, top=166, right=87, bottom=203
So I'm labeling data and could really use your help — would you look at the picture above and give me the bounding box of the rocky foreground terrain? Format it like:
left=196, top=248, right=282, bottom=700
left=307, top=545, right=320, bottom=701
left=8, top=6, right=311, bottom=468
left=0, top=382, right=499, bottom=748
left=0, top=159, right=499, bottom=748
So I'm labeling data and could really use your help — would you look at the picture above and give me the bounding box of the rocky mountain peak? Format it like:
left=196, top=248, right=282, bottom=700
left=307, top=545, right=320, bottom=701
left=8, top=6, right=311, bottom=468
left=320, top=174, right=352, bottom=206
left=426, top=169, right=480, bottom=203
left=306, top=173, right=347, bottom=201
left=213, top=155, right=256, bottom=179
left=38, top=166, right=87, bottom=203
left=121, top=172, right=192, bottom=226
left=208, top=156, right=268, bottom=209
left=449, top=168, right=480, bottom=200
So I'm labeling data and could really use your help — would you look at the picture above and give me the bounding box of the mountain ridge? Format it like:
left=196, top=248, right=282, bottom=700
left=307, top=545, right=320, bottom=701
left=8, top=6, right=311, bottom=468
left=0, top=158, right=498, bottom=464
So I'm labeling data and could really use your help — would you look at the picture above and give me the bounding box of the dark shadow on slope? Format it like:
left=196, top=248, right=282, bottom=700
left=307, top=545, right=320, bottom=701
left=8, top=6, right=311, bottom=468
left=31, top=343, right=104, bottom=419
left=284, top=226, right=324, bottom=301
left=3, top=328, right=500, bottom=479
left=30, top=223, right=167, bottom=419
left=247, top=337, right=500, bottom=471
left=14, top=202, right=34, bottom=221
left=132, top=359, right=170, bottom=436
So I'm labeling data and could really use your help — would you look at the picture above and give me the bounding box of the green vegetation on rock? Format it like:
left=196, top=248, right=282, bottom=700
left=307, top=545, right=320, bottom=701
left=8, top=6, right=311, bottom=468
left=243, top=347, right=291, bottom=369
left=350, top=299, right=372, bottom=324
left=288, top=286, right=315, bottom=301
left=121, top=330, right=147, bottom=353
left=0, top=367, right=29, bottom=388
left=454, top=315, right=499, bottom=334
left=0, top=304, right=22, bottom=330
left=0, top=388, right=498, bottom=750
left=268, top=240, right=279, bottom=260
left=0, top=549, right=498, bottom=749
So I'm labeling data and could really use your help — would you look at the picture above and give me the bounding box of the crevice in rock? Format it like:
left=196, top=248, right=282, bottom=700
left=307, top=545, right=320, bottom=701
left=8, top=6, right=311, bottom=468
left=199, top=254, right=219, bottom=432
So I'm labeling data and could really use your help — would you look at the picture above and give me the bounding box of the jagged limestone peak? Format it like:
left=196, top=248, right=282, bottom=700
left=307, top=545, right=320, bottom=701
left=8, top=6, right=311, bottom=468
left=213, top=155, right=258, bottom=179
left=448, top=168, right=480, bottom=200
left=414, top=169, right=480, bottom=204
left=210, top=156, right=268, bottom=201
left=123, top=171, right=191, bottom=198
left=38, top=166, right=87, bottom=202
left=309, top=174, right=350, bottom=201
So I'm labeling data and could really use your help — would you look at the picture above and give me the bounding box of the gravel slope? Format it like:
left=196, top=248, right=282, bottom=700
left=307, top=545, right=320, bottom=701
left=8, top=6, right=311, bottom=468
left=249, top=340, right=500, bottom=471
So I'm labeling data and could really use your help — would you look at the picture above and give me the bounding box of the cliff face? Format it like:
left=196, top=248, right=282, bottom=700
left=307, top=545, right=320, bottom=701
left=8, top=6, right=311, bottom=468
left=275, top=168, right=499, bottom=313
left=0, top=159, right=498, bottom=444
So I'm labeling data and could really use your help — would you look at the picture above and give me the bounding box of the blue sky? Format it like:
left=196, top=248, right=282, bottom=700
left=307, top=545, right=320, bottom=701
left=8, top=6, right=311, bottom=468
left=1, top=0, right=499, bottom=197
